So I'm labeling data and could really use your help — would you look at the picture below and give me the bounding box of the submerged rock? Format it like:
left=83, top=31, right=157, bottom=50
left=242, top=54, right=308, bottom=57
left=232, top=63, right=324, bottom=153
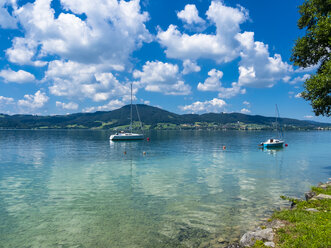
left=239, top=228, right=274, bottom=247
left=224, top=243, right=242, bottom=248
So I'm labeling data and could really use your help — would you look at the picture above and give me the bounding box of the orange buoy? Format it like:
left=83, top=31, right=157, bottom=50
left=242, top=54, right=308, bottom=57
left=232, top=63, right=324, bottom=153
left=124, top=151, right=127, bottom=155
left=223, top=146, right=226, bottom=150
left=143, top=151, right=146, bottom=155
left=285, top=144, right=288, bottom=147
left=147, top=137, right=150, bottom=141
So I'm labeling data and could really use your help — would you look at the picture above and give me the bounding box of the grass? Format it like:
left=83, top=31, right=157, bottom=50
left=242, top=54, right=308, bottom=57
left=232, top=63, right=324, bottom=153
left=271, top=185, right=331, bottom=248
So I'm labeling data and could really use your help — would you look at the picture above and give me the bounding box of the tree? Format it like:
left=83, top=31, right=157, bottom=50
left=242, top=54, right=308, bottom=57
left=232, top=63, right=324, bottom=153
left=291, top=0, right=331, bottom=116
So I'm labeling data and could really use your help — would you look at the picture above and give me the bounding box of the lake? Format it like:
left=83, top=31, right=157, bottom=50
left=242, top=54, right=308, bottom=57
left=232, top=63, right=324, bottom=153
left=0, top=130, right=330, bottom=247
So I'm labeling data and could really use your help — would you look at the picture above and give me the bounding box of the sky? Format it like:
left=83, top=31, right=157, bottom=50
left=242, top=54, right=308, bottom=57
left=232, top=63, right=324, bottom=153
left=0, top=0, right=329, bottom=123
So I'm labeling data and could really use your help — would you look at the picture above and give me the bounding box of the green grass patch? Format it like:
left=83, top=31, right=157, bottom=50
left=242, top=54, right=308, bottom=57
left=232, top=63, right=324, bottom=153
left=92, top=121, right=116, bottom=129
left=272, top=186, right=331, bottom=248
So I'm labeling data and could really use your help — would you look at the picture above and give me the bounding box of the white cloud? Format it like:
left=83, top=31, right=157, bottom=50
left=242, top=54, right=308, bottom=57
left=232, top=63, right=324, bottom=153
left=56, top=101, right=78, bottom=110
left=243, top=101, right=250, bottom=106
left=197, top=69, right=245, bottom=98
left=180, top=98, right=226, bottom=113
left=0, top=68, right=35, bottom=83
left=240, top=108, right=250, bottom=114
left=158, top=1, right=293, bottom=90
left=6, top=37, right=47, bottom=66
left=198, top=69, right=223, bottom=91
left=286, top=74, right=310, bottom=85
left=177, top=4, right=205, bottom=25
left=158, top=1, right=248, bottom=63
left=304, top=115, right=313, bottom=119
left=0, top=95, right=14, bottom=104
left=9, top=0, right=151, bottom=68
left=0, top=0, right=17, bottom=29
left=18, top=90, right=49, bottom=109
left=218, top=82, right=246, bottom=99
left=295, top=93, right=302, bottom=98
left=236, top=32, right=292, bottom=88
left=46, top=60, right=130, bottom=102
left=83, top=99, right=125, bottom=113
left=133, top=61, right=191, bottom=95
left=182, top=59, right=200, bottom=74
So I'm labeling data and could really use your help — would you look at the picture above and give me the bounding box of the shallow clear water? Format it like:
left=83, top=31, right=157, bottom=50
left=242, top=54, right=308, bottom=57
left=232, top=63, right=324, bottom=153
left=0, top=130, right=330, bottom=247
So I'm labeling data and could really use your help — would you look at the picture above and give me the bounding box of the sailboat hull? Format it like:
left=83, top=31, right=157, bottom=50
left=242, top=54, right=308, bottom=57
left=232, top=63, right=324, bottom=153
left=110, top=133, right=144, bottom=141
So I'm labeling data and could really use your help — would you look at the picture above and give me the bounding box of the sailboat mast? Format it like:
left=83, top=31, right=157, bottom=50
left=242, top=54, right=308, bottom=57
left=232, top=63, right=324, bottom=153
left=275, top=104, right=278, bottom=131
left=130, top=83, right=133, bottom=134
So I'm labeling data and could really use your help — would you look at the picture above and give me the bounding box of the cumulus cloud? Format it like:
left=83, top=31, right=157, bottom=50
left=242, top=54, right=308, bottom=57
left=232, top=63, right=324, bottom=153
left=240, top=108, right=250, bottom=114
left=198, top=69, right=223, bottom=91
left=0, top=95, right=14, bottom=104
left=158, top=1, right=297, bottom=90
left=177, top=4, right=205, bottom=25
left=286, top=74, right=310, bottom=85
left=133, top=61, right=191, bottom=95
left=295, top=93, right=302, bottom=98
left=82, top=99, right=125, bottom=113
left=304, top=115, right=313, bottom=119
left=182, top=59, right=200, bottom=74
left=0, top=68, right=35, bottom=83
left=197, top=69, right=246, bottom=98
left=236, top=32, right=292, bottom=88
left=180, top=98, right=226, bottom=113
left=18, top=90, right=49, bottom=109
left=56, top=101, right=78, bottom=110
left=158, top=1, right=248, bottom=63
left=9, top=0, right=151, bottom=68
left=0, top=0, right=17, bottom=29
left=6, top=38, right=47, bottom=66
left=46, top=60, right=130, bottom=102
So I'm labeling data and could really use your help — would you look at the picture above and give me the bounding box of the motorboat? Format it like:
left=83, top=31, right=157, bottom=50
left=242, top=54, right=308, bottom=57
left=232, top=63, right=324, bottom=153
left=260, top=138, right=284, bottom=148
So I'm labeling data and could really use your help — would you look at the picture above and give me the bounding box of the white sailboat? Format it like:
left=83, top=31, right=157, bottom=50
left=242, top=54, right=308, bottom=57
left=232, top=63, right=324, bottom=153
left=260, top=104, right=284, bottom=148
left=110, top=84, right=144, bottom=141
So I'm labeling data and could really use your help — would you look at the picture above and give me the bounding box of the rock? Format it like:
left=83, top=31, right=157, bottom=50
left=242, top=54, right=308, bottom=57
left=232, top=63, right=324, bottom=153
left=305, top=208, right=319, bottom=212
left=264, top=241, right=275, bottom=247
left=265, top=219, right=285, bottom=229
left=217, top=237, right=225, bottom=243
left=319, top=184, right=329, bottom=189
left=239, top=228, right=274, bottom=247
left=224, top=243, right=242, bottom=248
left=312, top=194, right=331, bottom=200
left=305, top=191, right=316, bottom=201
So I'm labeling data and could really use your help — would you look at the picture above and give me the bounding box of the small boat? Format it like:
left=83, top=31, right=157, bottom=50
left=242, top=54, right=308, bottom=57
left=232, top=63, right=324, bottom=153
left=110, top=84, right=144, bottom=141
left=260, top=104, right=285, bottom=148
left=260, top=138, right=284, bottom=148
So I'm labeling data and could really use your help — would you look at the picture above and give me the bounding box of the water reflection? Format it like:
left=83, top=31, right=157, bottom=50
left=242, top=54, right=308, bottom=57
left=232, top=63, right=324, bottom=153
left=0, top=130, right=330, bottom=247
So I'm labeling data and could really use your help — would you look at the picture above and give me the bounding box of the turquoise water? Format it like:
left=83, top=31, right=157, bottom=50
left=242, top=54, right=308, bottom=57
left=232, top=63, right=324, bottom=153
left=0, top=130, right=330, bottom=247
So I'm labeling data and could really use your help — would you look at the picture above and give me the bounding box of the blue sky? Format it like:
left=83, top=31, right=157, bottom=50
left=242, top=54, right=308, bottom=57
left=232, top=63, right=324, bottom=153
left=0, top=0, right=329, bottom=123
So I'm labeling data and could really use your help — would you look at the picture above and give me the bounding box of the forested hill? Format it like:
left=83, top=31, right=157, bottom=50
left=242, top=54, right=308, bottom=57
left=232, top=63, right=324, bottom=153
left=0, top=104, right=330, bottom=130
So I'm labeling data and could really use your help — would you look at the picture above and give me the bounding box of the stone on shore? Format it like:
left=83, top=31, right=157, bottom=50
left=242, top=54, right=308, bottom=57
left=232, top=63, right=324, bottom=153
left=239, top=228, right=273, bottom=247
left=264, top=241, right=275, bottom=247
left=305, top=191, right=316, bottom=201
left=312, top=194, right=331, bottom=200
left=305, top=208, right=319, bottom=212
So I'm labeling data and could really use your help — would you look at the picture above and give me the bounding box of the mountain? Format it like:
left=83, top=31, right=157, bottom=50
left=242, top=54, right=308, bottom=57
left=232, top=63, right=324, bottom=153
left=0, top=104, right=330, bottom=130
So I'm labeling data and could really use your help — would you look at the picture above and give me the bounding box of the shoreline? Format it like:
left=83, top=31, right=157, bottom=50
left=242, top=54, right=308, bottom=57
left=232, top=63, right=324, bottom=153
left=221, top=178, right=331, bottom=248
